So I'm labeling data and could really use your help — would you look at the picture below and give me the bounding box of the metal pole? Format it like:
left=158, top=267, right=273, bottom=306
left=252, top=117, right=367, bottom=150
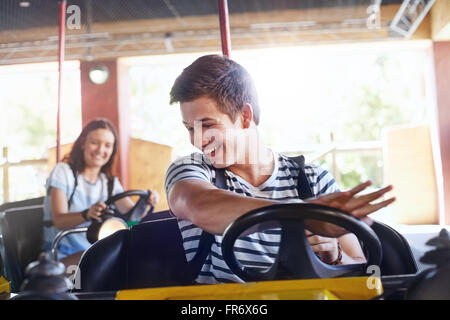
left=218, top=0, right=231, bottom=57
left=2, top=147, right=9, bottom=203
left=330, top=131, right=341, bottom=187
left=57, top=0, right=67, bottom=163
left=51, top=227, right=88, bottom=261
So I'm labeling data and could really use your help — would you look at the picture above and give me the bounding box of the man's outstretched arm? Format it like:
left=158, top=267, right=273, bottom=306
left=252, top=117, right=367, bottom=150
left=168, top=179, right=395, bottom=236
left=168, top=179, right=277, bottom=235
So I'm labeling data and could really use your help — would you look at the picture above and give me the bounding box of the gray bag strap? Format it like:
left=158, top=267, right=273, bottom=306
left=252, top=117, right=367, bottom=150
left=189, top=156, right=312, bottom=282
left=45, top=166, right=115, bottom=228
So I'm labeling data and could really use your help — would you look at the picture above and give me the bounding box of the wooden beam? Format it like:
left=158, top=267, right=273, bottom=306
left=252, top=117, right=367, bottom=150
left=431, top=0, right=450, bottom=40
left=0, top=3, right=438, bottom=65
left=411, top=11, right=432, bottom=40
left=3, top=4, right=440, bottom=67
left=1, top=4, right=402, bottom=43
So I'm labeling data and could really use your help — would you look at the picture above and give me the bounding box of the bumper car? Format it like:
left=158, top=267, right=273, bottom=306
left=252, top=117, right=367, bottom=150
left=1, top=196, right=449, bottom=300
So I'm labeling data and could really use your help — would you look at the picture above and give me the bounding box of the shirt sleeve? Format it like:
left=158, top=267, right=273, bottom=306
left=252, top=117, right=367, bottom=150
left=164, top=153, right=213, bottom=196
left=46, top=162, right=74, bottom=197
left=304, top=164, right=340, bottom=197
left=112, top=176, right=124, bottom=195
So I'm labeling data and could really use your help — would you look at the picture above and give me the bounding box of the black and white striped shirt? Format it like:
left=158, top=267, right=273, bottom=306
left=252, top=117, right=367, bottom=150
left=164, top=151, right=339, bottom=284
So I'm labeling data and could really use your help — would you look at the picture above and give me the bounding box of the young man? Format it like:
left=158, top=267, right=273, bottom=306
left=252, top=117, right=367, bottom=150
left=165, top=54, right=395, bottom=284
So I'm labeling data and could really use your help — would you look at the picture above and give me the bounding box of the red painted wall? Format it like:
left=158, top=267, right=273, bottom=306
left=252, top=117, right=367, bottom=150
left=79, top=60, right=130, bottom=189
left=433, top=41, right=450, bottom=224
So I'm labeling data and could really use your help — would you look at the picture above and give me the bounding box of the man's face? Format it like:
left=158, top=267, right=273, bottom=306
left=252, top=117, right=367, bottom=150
left=180, top=96, right=243, bottom=168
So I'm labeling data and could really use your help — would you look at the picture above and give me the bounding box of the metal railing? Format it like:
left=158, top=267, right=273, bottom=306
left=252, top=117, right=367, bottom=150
left=283, top=140, right=383, bottom=187
left=0, top=141, right=383, bottom=204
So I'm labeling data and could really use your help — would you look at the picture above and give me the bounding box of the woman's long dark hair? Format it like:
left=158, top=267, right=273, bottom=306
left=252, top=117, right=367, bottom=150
left=63, top=118, right=118, bottom=179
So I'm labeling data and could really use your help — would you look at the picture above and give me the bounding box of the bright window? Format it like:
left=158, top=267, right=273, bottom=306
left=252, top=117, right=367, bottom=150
left=0, top=61, right=82, bottom=202
left=126, top=41, right=434, bottom=188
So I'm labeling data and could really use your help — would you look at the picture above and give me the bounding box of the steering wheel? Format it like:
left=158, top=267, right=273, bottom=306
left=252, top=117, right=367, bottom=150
left=53, top=190, right=155, bottom=255
left=103, top=189, right=153, bottom=222
left=85, top=190, right=153, bottom=244
left=221, top=203, right=382, bottom=282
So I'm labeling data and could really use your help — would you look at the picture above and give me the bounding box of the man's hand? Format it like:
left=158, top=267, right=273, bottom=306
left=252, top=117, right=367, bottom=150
left=306, top=230, right=340, bottom=264
left=306, top=181, right=395, bottom=237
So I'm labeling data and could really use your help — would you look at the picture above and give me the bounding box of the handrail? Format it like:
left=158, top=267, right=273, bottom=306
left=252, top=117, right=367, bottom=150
left=51, top=227, right=88, bottom=261
left=0, top=141, right=384, bottom=203
left=282, top=141, right=383, bottom=186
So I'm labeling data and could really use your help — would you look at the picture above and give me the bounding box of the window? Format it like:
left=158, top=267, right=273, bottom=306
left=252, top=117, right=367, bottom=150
left=0, top=61, right=82, bottom=202
left=126, top=41, right=435, bottom=223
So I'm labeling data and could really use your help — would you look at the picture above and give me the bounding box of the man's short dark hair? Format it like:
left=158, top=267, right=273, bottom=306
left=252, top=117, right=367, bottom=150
left=170, top=54, right=261, bottom=125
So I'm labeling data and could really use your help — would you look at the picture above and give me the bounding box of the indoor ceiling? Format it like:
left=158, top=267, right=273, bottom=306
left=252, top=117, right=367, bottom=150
left=0, top=0, right=440, bottom=65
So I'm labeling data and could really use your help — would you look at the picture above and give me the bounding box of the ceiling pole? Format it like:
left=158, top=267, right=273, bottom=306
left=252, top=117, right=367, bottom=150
left=56, top=0, right=67, bottom=163
left=218, top=0, right=231, bottom=57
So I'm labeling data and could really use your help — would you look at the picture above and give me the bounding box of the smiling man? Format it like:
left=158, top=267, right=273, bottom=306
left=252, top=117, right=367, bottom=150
left=165, top=54, right=395, bottom=284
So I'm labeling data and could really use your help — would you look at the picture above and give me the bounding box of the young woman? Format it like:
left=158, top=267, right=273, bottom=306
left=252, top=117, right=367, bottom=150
left=43, top=118, right=159, bottom=267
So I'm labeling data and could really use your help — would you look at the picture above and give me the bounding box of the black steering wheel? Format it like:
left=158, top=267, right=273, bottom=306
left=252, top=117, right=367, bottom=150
left=85, top=190, right=153, bottom=244
left=221, top=203, right=382, bottom=282
left=103, top=189, right=153, bottom=222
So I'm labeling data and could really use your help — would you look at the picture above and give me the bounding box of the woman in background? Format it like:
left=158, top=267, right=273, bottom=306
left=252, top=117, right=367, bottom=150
left=43, top=118, right=159, bottom=268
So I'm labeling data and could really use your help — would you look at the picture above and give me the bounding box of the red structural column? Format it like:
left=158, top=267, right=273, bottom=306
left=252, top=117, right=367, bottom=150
left=433, top=41, right=450, bottom=225
left=79, top=60, right=130, bottom=189
left=56, top=0, right=67, bottom=163
left=218, top=0, right=232, bottom=57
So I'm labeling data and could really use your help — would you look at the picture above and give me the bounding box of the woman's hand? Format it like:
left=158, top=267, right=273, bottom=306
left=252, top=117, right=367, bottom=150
left=306, top=230, right=340, bottom=264
left=86, top=201, right=107, bottom=221
left=146, top=188, right=160, bottom=207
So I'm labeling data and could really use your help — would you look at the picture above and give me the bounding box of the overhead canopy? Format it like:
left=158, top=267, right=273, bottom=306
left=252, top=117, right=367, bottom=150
left=0, top=0, right=438, bottom=65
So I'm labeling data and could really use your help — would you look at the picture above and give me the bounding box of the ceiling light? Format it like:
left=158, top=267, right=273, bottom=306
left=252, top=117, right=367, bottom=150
left=88, top=65, right=110, bottom=85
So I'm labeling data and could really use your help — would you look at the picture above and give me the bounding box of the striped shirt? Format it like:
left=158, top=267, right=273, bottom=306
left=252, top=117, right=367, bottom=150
left=164, top=151, right=339, bottom=284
